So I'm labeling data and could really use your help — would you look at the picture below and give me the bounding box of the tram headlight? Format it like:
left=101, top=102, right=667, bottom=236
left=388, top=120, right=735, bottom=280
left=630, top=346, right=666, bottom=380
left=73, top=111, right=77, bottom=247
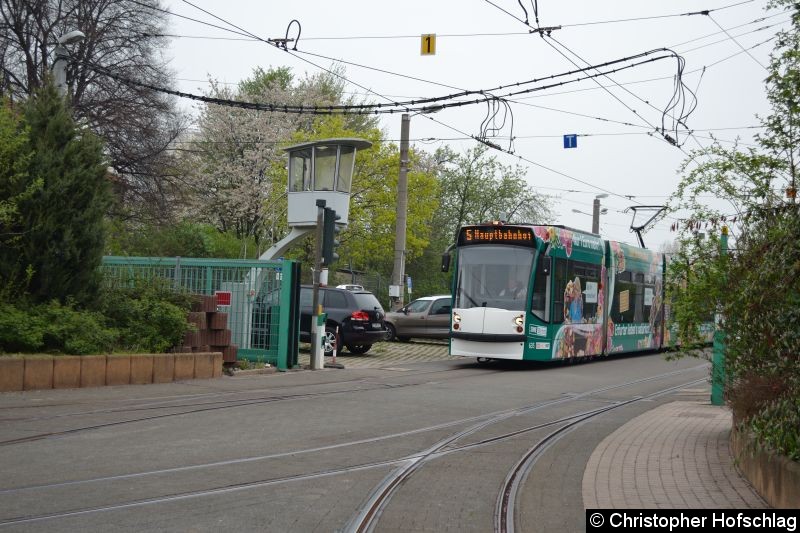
left=452, top=312, right=461, bottom=323
left=514, top=314, right=524, bottom=333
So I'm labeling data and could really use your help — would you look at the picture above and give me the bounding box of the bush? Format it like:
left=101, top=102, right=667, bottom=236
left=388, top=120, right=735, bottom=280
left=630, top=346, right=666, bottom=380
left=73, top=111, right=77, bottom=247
left=0, top=281, right=192, bottom=355
left=0, top=302, right=45, bottom=352
left=36, top=301, right=117, bottom=354
left=98, top=281, right=192, bottom=353
left=748, top=397, right=800, bottom=461
left=0, top=300, right=116, bottom=355
left=728, top=373, right=790, bottom=424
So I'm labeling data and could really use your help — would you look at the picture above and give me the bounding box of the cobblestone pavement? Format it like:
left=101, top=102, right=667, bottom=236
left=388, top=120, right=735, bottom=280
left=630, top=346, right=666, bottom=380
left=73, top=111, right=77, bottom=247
left=297, top=338, right=460, bottom=369
left=582, top=400, right=767, bottom=509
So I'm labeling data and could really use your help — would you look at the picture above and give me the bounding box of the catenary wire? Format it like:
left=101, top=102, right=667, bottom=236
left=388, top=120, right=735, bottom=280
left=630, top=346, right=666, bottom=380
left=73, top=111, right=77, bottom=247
left=707, top=13, right=768, bottom=68
left=156, top=8, right=784, bottom=46
left=167, top=1, right=766, bottom=229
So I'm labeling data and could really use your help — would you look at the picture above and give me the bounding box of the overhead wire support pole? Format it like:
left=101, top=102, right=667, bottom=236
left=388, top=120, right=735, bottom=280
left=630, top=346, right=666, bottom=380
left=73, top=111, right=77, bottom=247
left=391, top=113, right=410, bottom=311
left=711, top=226, right=729, bottom=406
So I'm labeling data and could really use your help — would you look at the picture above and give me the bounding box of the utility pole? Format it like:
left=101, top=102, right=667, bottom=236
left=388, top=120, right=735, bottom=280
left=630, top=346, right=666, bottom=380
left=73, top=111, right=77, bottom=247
left=391, top=113, right=410, bottom=310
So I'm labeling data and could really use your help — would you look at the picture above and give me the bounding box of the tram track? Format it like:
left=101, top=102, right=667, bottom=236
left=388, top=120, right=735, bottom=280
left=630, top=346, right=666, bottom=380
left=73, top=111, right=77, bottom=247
left=0, top=365, right=510, bottom=446
left=0, top=375, right=706, bottom=528
left=494, top=379, right=702, bottom=533
left=0, top=364, right=707, bottom=495
left=0, top=364, right=708, bottom=529
left=342, top=370, right=707, bottom=533
left=0, top=366, right=477, bottom=418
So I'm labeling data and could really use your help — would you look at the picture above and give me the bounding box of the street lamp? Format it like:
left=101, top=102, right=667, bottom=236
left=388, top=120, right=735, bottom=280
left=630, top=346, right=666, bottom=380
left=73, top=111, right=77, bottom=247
left=53, top=30, right=85, bottom=96
left=592, top=194, right=608, bottom=234
left=572, top=204, right=607, bottom=233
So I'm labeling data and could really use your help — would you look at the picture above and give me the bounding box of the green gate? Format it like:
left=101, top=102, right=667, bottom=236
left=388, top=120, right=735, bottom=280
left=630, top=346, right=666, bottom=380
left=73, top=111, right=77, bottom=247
left=101, top=257, right=300, bottom=370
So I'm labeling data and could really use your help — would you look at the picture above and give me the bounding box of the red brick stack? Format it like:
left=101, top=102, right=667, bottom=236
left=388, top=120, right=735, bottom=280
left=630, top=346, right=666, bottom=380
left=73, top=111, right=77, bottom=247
left=178, top=295, right=238, bottom=363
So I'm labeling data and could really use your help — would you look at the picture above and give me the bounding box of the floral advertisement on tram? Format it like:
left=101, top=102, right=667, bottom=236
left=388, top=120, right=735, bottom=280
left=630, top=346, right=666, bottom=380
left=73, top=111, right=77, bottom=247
left=605, top=241, right=665, bottom=354
left=531, top=226, right=607, bottom=360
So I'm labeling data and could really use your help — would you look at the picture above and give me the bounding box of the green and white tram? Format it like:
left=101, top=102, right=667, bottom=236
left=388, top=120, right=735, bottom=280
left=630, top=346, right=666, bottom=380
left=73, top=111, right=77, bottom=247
left=442, top=222, right=670, bottom=362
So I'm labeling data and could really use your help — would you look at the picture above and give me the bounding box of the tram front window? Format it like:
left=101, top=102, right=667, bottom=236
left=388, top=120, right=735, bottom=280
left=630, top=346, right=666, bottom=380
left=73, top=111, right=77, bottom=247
left=455, top=245, right=534, bottom=311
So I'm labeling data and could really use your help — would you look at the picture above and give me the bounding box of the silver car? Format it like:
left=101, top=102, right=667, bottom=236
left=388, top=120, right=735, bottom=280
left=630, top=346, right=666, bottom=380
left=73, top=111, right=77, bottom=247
left=384, top=295, right=452, bottom=341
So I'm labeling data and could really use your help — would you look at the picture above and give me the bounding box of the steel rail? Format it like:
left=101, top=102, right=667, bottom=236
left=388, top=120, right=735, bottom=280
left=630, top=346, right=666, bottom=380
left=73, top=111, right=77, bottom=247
left=495, top=378, right=707, bottom=533
left=0, top=367, right=708, bottom=528
left=342, top=369, right=707, bottom=533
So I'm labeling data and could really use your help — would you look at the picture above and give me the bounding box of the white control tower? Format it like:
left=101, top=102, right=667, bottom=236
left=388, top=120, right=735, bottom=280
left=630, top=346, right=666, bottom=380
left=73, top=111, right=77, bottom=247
left=260, top=138, right=372, bottom=260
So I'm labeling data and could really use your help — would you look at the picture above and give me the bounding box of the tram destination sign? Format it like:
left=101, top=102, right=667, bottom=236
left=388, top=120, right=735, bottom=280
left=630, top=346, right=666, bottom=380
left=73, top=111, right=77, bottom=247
left=458, top=226, right=535, bottom=246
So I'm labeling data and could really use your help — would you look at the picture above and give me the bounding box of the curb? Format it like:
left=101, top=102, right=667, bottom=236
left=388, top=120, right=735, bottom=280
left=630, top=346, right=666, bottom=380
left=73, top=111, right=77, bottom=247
left=0, top=353, right=224, bottom=392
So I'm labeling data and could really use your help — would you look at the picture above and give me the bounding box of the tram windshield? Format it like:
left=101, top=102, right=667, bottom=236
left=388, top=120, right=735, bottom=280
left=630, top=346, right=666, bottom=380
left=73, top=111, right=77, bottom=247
left=454, top=245, right=535, bottom=311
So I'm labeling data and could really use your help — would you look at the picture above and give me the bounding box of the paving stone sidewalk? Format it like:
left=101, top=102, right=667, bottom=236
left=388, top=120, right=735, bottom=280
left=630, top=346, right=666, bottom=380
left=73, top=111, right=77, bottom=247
left=298, top=339, right=459, bottom=369
left=582, top=400, right=767, bottom=509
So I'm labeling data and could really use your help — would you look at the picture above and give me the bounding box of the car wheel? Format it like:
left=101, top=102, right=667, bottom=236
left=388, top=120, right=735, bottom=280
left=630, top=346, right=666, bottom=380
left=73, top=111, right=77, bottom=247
left=346, top=344, right=371, bottom=355
left=323, top=327, right=340, bottom=356
left=385, top=323, right=397, bottom=341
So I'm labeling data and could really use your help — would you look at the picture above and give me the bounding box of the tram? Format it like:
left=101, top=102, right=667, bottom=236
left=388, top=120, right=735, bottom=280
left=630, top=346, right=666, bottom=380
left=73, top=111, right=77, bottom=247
left=441, top=222, right=700, bottom=362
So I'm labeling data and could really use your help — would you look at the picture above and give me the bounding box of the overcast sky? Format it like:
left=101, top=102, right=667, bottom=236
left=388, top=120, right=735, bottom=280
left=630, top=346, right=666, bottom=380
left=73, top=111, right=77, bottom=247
left=165, top=0, right=788, bottom=249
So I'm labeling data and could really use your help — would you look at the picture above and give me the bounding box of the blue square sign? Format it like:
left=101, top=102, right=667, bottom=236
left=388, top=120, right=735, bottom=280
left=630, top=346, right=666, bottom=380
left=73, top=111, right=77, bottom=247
left=563, top=134, right=578, bottom=149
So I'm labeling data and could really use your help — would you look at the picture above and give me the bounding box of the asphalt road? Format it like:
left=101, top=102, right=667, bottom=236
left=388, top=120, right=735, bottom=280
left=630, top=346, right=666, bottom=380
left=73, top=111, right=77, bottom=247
left=0, top=348, right=710, bottom=532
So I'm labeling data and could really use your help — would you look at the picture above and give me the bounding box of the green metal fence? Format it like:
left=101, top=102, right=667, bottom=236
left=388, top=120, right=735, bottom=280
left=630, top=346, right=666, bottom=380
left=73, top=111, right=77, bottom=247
left=101, top=256, right=300, bottom=370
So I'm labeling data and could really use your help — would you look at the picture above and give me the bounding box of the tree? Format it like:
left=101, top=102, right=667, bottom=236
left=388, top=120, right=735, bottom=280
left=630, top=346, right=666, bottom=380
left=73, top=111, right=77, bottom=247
left=0, top=98, right=35, bottom=298
left=666, top=0, right=799, bottom=459
left=432, top=145, right=555, bottom=242
left=181, top=67, right=345, bottom=252
left=106, top=220, right=256, bottom=259
left=180, top=66, right=384, bottom=256
left=14, top=82, right=110, bottom=305
left=0, top=0, right=186, bottom=222
left=398, top=145, right=556, bottom=298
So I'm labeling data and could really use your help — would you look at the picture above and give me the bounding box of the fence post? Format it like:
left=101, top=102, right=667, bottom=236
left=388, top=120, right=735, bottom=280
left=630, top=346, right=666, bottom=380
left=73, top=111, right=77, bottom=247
left=174, top=256, right=181, bottom=291
left=277, top=259, right=293, bottom=371
left=205, top=266, right=213, bottom=295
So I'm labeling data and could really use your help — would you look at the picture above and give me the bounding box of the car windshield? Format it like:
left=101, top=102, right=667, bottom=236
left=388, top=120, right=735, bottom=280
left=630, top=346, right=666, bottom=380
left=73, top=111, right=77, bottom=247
left=353, top=292, right=384, bottom=312
left=454, top=245, right=534, bottom=311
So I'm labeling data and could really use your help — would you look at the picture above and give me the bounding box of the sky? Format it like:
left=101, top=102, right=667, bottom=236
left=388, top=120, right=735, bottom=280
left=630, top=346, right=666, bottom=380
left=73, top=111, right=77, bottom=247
left=164, top=0, right=789, bottom=249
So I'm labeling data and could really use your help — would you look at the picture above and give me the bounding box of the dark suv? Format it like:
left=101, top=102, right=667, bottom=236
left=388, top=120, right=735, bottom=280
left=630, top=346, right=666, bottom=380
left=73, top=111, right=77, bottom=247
left=299, top=285, right=387, bottom=355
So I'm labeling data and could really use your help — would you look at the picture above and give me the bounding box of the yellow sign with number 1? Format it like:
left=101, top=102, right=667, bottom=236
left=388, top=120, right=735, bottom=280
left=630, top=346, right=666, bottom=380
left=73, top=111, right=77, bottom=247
left=421, top=34, right=436, bottom=55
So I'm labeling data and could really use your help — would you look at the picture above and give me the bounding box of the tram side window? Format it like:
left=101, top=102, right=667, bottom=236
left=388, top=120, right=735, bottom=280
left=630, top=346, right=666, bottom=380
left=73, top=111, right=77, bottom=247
left=552, top=257, right=600, bottom=324
left=613, top=271, right=636, bottom=324
left=640, top=274, right=656, bottom=324
left=612, top=271, right=657, bottom=324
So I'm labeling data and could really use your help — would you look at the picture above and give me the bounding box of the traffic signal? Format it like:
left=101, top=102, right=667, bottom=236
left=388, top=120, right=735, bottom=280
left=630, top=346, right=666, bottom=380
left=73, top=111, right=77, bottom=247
left=322, top=207, right=341, bottom=266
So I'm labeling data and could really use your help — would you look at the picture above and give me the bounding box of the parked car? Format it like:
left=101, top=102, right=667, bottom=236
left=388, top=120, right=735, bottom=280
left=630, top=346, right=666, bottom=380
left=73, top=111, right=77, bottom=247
left=299, top=285, right=387, bottom=355
left=384, top=295, right=452, bottom=341
left=336, top=284, right=365, bottom=291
